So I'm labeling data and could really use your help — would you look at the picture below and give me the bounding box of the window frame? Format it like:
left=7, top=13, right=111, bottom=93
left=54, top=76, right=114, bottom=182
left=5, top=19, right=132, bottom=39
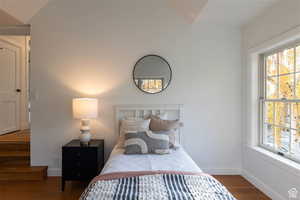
left=259, top=40, right=300, bottom=164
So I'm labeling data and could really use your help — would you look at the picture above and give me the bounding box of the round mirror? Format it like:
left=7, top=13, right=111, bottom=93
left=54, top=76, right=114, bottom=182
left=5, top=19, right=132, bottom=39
left=133, top=55, right=172, bottom=94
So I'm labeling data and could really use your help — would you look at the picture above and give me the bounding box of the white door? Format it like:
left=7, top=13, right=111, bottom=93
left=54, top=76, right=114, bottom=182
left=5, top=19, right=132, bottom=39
left=0, top=40, right=20, bottom=135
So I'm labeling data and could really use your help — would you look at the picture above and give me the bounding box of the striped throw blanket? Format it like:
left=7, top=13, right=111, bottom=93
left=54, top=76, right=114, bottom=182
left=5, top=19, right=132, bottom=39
left=80, top=171, right=236, bottom=200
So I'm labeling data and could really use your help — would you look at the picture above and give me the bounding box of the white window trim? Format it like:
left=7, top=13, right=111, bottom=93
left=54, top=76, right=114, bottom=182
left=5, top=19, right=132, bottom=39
left=244, top=25, right=300, bottom=170
left=259, top=42, right=300, bottom=164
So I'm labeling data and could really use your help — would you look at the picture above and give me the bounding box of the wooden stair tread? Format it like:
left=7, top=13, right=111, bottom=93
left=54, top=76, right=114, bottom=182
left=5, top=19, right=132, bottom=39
left=0, top=130, right=30, bottom=143
left=0, top=142, right=30, bottom=151
left=0, top=151, right=30, bottom=157
left=0, top=141, right=29, bottom=144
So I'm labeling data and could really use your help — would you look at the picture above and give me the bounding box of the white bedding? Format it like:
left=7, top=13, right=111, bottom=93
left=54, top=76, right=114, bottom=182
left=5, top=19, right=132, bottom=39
left=101, top=146, right=202, bottom=174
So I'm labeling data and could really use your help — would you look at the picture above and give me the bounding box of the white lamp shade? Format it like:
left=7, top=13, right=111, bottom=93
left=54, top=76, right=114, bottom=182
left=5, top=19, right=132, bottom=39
left=73, top=98, right=98, bottom=119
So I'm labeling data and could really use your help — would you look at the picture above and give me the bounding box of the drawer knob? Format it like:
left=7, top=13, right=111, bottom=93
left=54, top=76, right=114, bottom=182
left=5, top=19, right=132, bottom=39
left=76, top=162, right=81, bottom=166
left=76, top=152, right=81, bottom=157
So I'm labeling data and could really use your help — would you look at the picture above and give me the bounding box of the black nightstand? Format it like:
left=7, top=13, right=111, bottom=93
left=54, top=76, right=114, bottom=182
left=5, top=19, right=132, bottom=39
left=61, top=139, right=104, bottom=191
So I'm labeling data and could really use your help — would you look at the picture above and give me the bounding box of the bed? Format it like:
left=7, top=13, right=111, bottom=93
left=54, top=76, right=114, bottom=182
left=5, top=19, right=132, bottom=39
left=80, top=105, right=236, bottom=200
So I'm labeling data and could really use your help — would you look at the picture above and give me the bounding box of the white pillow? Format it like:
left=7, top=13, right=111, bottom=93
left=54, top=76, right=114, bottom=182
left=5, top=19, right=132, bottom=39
left=125, top=113, right=168, bottom=121
left=155, top=113, right=168, bottom=120
left=116, top=119, right=151, bottom=148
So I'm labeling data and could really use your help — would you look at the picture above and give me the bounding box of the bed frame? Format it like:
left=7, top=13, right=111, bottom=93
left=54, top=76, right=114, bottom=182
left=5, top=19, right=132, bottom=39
left=115, top=104, right=184, bottom=143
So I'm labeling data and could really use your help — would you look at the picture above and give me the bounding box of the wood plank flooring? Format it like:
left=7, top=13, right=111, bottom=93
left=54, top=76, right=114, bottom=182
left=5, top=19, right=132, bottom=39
left=214, top=175, right=271, bottom=200
left=0, top=175, right=270, bottom=200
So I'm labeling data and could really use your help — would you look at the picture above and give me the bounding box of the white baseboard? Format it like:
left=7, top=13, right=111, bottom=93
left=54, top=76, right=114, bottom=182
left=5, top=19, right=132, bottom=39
left=48, top=168, right=61, bottom=177
left=202, top=168, right=241, bottom=175
left=242, top=169, right=285, bottom=200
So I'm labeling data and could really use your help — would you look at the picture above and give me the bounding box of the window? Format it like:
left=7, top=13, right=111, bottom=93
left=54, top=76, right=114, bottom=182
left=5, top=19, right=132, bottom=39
left=261, top=42, right=300, bottom=163
left=134, top=78, right=164, bottom=93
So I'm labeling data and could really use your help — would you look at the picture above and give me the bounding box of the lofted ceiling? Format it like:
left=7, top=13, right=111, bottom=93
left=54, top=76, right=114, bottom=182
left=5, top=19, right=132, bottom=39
left=0, top=0, right=51, bottom=23
left=0, top=8, right=22, bottom=25
left=199, top=0, right=280, bottom=27
left=170, top=0, right=209, bottom=23
left=0, top=0, right=279, bottom=27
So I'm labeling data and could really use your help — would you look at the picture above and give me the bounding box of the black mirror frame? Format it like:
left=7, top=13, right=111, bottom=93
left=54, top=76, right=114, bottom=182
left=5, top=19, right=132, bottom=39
left=132, top=54, right=172, bottom=94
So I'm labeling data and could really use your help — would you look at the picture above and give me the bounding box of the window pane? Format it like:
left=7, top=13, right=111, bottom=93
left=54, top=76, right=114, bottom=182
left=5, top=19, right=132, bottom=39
left=291, top=103, right=300, bottom=130
left=264, top=102, right=274, bottom=124
left=263, top=124, right=275, bottom=148
left=296, top=46, right=300, bottom=72
left=141, top=80, right=149, bottom=90
left=295, top=73, right=300, bottom=99
left=274, top=102, right=290, bottom=127
left=156, top=80, right=162, bottom=89
left=274, top=127, right=281, bottom=149
left=266, top=54, right=277, bottom=76
left=279, top=74, right=294, bottom=99
left=266, top=77, right=278, bottom=99
left=277, top=128, right=290, bottom=153
left=291, top=129, right=300, bottom=158
left=279, top=48, right=295, bottom=75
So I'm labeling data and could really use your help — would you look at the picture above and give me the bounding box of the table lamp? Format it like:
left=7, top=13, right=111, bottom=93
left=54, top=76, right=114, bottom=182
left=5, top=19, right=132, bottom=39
left=73, top=98, right=98, bottom=145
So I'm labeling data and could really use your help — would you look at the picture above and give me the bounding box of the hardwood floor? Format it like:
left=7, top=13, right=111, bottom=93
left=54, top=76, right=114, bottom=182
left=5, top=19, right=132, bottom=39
left=0, top=175, right=270, bottom=200
left=214, top=175, right=271, bottom=200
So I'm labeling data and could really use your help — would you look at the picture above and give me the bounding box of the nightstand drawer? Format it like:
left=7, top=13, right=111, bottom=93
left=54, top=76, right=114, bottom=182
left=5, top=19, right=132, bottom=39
left=62, top=148, right=98, bottom=168
left=80, top=148, right=98, bottom=165
left=63, top=167, right=98, bottom=180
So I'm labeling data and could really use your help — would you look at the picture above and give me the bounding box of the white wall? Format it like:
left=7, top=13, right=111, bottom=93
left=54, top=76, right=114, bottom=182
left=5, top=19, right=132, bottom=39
left=242, top=0, right=300, bottom=199
left=29, top=0, right=242, bottom=175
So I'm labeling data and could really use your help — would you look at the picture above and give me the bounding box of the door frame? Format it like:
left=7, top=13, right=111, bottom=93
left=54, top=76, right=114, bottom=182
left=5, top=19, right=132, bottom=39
left=0, top=25, right=31, bottom=134
left=0, top=38, right=25, bottom=134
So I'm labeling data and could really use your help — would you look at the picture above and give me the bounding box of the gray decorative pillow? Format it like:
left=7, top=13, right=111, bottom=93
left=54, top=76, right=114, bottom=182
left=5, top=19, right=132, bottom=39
left=124, top=131, right=170, bottom=154
left=152, top=130, right=179, bottom=149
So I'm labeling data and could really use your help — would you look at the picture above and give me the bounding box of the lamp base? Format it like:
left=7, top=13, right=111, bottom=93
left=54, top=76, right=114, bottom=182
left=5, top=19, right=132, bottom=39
left=79, top=132, right=91, bottom=146
left=79, top=119, right=91, bottom=145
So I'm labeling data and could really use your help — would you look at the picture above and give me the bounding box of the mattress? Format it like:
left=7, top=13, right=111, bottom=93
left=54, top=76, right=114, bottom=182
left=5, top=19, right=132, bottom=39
left=81, top=147, right=237, bottom=200
left=101, top=146, right=202, bottom=174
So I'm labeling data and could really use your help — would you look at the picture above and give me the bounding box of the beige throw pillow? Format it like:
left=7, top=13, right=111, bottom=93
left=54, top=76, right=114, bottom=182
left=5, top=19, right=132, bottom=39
left=149, top=116, right=183, bottom=131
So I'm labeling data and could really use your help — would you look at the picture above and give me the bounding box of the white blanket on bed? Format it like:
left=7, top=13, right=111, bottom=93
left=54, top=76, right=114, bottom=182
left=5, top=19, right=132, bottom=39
left=101, top=146, right=202, bottom=174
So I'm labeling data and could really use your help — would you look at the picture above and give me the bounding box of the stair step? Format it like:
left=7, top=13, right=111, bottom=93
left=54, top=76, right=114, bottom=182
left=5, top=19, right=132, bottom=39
left=0, top=151, right=30, bottom=158
left=0, top=141, right=30, bottom=151
left=0, top=150, right=30, bottom=166
left=0, top=156, right=30, bottom=166
left=0, top=166, right=48, bottom=181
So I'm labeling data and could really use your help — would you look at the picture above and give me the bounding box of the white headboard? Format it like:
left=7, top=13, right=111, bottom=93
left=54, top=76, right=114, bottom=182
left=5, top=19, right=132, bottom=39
left=115, top=104, right=184, bottom=143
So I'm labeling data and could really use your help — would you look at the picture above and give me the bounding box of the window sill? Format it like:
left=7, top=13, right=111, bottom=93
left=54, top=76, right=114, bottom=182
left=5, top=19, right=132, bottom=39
left=247, top=146, right=300, bottom=177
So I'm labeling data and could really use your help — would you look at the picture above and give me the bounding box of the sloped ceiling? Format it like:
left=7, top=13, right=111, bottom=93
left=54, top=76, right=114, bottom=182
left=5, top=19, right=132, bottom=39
left=0, top=8, right=22, bottom=25
left=0, top=0, right=51, bottom=23
left=170, top=0, right=208, bottom=23
left=0, top=0, right=279, bottom=27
